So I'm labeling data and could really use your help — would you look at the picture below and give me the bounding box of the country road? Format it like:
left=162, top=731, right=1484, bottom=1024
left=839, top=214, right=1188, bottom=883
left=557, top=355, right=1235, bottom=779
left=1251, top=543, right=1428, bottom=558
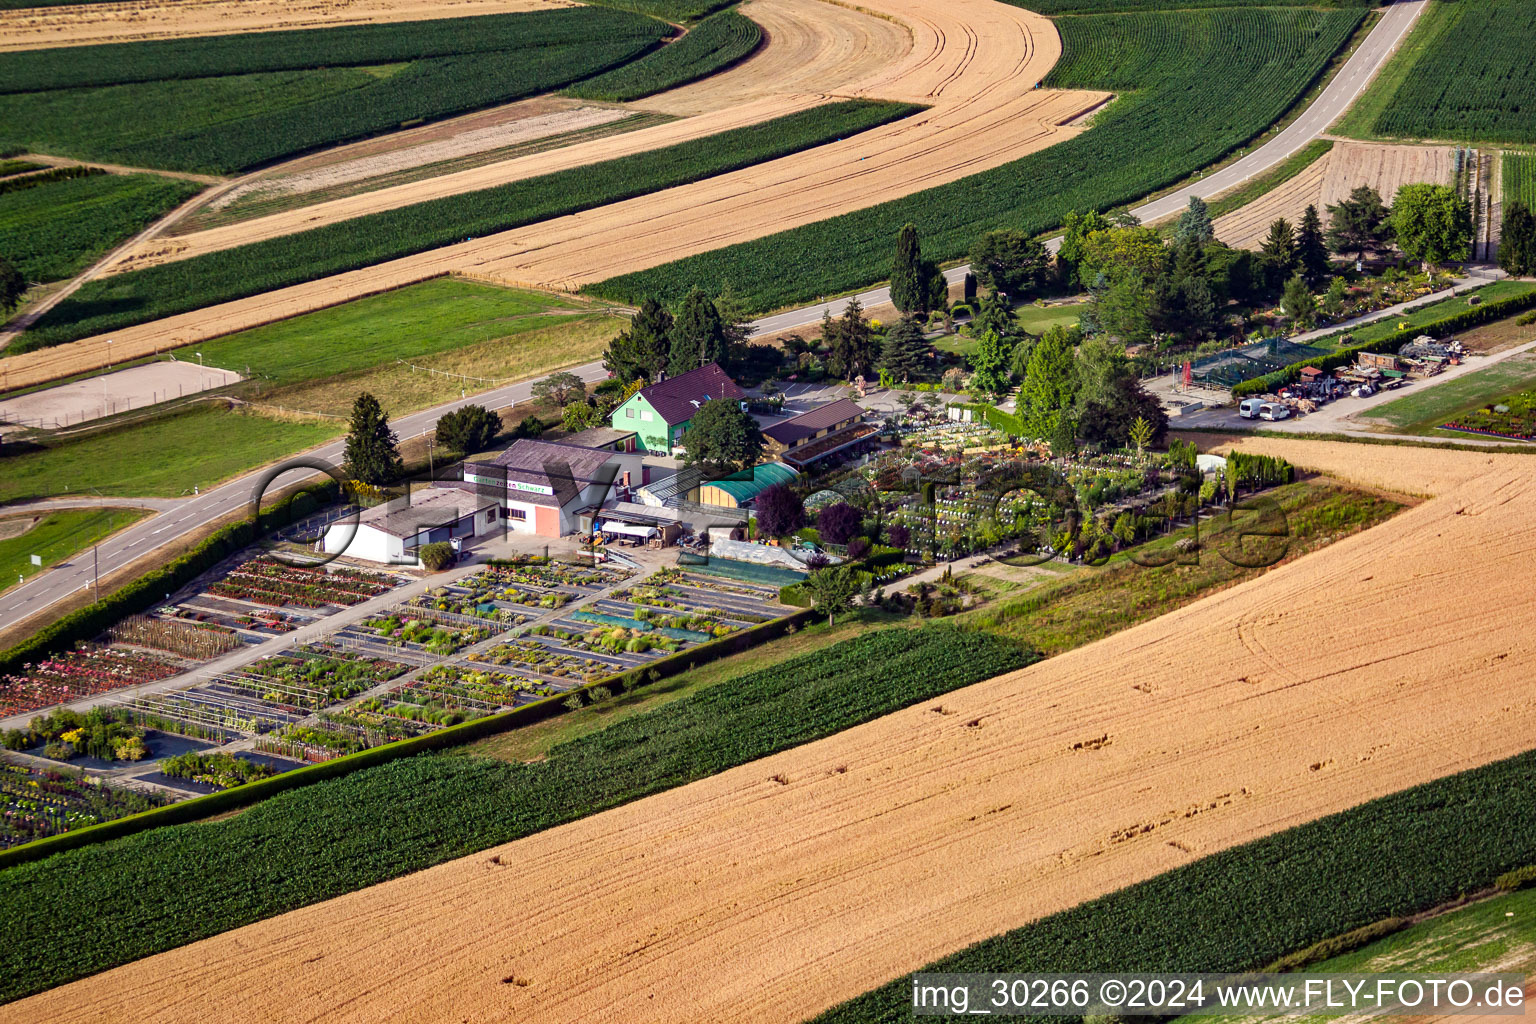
left=0, top=0, right=1428, bottom=636
left=751, top=0, right=1429, bottom=337
left=0, top=361, right=607, bottom=635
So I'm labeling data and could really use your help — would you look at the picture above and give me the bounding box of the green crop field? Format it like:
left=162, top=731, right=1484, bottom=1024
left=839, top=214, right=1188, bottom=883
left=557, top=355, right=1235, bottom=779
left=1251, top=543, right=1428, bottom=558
left=0, top=10, right=665, bottom=173
left=1340, top=0, right=1536, bottom=144
left=0, top=405, right=339, bottom=503
left=0, top=626, right=1029, bottom=1003
left=565, top=9, right=760, bottom=102
left=0, top=171, right=202, bottom=283
left=1505, top=151, right=1536, bottom=210
left=19, top=99, right=920, bottom=352
left=0, top=507, right=147, bottom=593
left=591, top=6, right=1365, bottom=313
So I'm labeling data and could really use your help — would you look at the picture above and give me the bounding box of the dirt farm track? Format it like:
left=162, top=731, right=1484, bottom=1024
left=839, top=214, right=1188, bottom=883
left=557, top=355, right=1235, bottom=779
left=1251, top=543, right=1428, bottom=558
left=0, top=0, right=1104, bottom=391
left=10, top=438, right=1536, bottom=1024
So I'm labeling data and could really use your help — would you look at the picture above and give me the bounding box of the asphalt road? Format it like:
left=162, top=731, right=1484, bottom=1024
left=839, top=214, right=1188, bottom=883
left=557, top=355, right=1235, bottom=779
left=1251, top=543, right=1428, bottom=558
left=0, top=1, right=1427, bottom=635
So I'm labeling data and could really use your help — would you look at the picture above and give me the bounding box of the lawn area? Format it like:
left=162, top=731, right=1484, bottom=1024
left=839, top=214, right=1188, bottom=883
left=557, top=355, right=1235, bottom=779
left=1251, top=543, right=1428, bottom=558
left=1361, top=351, right=1536, bottom=436
left=960, top=481, right=1402, bottom=655
left=937, top=303, right=1083, bottom=357
left=462, top=611, right=915, bottom=763
left=260, top=311, right=617, bottom=418
left=1316, top=281, right=1536, bottom=351
left=0, top=405, right=339, bottom=502
left=0, top=507, right=146, bottom=592
left=190, top=277, right=589, bottom=385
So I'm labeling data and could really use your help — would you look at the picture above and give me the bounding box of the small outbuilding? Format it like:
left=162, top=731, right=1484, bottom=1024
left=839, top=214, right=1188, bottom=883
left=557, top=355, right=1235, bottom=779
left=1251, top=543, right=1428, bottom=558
left=696, top=462, right=799, bottom=510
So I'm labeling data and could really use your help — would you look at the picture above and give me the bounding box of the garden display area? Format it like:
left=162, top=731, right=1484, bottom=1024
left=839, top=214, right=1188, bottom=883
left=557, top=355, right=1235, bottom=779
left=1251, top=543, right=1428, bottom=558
left=1441, top=388, right=1536, bottom=440
left=1, top=761, right=164, bottom=850
left=0, top=545, right=796, bottom=845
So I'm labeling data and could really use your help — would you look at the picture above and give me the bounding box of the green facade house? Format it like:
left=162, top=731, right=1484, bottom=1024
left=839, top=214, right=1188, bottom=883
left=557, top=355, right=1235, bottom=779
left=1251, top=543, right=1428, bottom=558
left=610, top=363, right=747, bottom=454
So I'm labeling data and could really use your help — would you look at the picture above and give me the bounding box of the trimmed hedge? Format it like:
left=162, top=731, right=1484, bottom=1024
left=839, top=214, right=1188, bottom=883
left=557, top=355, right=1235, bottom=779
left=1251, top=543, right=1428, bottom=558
left=0, top=483, right=338, bottom=676
left=1232, top=288, right=1536, bottom=398
left=956, top=401, right=1031, bottom=438
left=812, top=745, right=1536, bottom=1022
left=0, top=625, right=1030, bottom=1002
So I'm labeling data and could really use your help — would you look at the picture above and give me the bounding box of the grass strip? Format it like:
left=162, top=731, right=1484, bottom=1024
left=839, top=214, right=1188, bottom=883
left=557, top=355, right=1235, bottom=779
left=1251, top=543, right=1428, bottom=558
left=17, top=99, right=921, bottom=351
left=1204, top=138, right=1333, bottom=222
left=0, top=625, right=1029, bottom=1003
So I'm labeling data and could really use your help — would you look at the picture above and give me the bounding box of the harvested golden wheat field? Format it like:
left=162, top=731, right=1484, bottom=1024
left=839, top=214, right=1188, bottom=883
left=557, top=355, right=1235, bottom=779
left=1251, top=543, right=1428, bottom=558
left=632, top=0, right=915, bottom=116
left=1216, top=142, right=1454, bottom=250
left=0, top=0, right=569, bottom=51
left=3, top=0, right=1099, bottom=389
left=11, top=438, right=1536, bottom=1024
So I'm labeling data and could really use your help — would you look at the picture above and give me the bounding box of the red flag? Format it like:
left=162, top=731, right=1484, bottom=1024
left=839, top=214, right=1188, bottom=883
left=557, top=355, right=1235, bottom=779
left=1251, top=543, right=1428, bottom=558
left=1182, top=360, right=1193, bottom=387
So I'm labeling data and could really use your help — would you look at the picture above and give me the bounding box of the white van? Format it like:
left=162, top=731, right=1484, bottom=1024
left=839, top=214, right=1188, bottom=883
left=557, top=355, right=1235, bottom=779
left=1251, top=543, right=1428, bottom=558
left=1239, top=398, right=1264, bottom=419
left=1258, top=402, right=1291, bottom=421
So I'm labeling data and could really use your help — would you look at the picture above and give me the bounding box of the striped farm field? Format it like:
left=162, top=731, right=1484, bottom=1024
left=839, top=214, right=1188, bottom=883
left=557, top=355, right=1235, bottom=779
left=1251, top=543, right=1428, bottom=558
left=0, top=0, right=1099, bottom=388
left=563, top=9, right=761, bottom=103
left=1505, top=151, right=1536, bottom=210
left=12, top=100, right=918, bottom=353
left=593, top=5, right=1365, bottom=311
left=0, top=9, right=666, bottom=173
left=1357, top=0, right=1536, bottom=144
left=0, top=171, right=202, bottom=283
left=0, top=0, right=565, bottom=51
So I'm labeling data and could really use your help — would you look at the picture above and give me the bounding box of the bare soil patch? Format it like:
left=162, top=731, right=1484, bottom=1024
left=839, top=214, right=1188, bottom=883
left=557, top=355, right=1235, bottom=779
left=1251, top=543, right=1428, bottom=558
left=1216, top=142, right=1453, bottom=250
left=0, top=0, right=570, bottom=52
left=0, top=360, right=240, bottom=430
left=12, top=440, right=1536, bottom=1024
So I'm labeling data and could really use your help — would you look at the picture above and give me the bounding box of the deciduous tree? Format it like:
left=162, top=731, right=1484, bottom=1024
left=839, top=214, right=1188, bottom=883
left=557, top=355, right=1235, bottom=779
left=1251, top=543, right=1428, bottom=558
left=803, top=563, right=861, bottom=625
left=0, top=257, right=23, bottom=314
left=1018, top=324, right=1080, bottom=438
left=754, top=483, right=806, bottom=537
left=434, top=404, right=500, bottom=455
left=1057, top=209, right=1112, bottom=290
left=1390, top=183, right=1473, bottom=267
left=967, top=329, right=1013, bottom=397
left=530, top=371, right=586, bottom=408
left=816, top=502, right=863, bottom=545
left=679, top=397, right=763, bottom=475
left=1500, top=201, right=1536, bottom=276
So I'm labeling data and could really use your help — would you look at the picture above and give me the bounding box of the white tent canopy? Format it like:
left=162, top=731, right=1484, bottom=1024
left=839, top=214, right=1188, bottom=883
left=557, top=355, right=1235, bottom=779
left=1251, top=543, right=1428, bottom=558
left=600, top=521, right=659, bottom=539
